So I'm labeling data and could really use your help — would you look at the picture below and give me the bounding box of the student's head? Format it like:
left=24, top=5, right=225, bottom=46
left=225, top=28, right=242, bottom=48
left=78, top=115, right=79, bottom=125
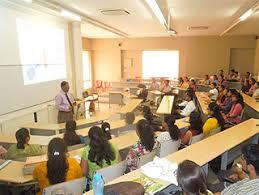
left=136, top=119, right=155, bottom=152
left=189, top=111, right=202, bottom=133
left=228, top=88, right=236, bottom=97
left=205, top=75, right=209, bottom=80
left=234, top=71, right=238, bottom=76
left=151, top=78, right=156, bottom=83
left=230, top=69, right=235, bottom=74
left=47, top=138, right=68, bottom=185
left=249, top=78, right=256, bottom=85
left=143, top=106, right=153, bottom=122
left=184, top=76, right=189, bottom=82
left=218, top=84, right=225, bottom=93
left=185, top=91, right=194, bottom=102
left=190, top=79, right=196, bottom=85
left=213, top=75, right=218, bottom=80
left=246, top=72, right=251, bottom=78
left=177, top=160, right=208, bottom=195
left=15, top=128, right=30, bottom=149
left=231, top=90, right=244, bottom=108
left=163, top=115, right=180, bottom=141
left=218, top=69, right=224, bottom=75
left=101, top=122, right=112, bottom=140
left=61, top=81, right=69, bottom=93
left=164, top=80, right=170, bottom=86
left=223, top=87, right=229, bottom=96
left=125, top=112, right=135, bottom=125
left=179, top=77, right=184, bottom=82
left=207, top=102, right=225, bottom=130
left=65, top=120, right=76, bottom=132
left=210, top=82, right=217, bottom=89
left=241, top=144, right=259, bottom=177
left=88, top=126, right=115, bottom=167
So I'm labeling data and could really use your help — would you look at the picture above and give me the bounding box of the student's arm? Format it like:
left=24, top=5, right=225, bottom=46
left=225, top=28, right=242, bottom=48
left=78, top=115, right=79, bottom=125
left=80, top=159, right=89, bottom=177
left=181, top=131, right=192, bottom=145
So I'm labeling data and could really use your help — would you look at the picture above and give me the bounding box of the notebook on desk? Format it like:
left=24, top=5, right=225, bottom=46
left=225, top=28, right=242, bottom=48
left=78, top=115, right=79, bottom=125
left=0, top=159, right=12, bottom=170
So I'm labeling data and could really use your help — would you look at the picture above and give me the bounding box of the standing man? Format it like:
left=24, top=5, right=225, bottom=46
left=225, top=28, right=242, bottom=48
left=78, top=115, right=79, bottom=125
left=55, top=81, right=75, bottom=123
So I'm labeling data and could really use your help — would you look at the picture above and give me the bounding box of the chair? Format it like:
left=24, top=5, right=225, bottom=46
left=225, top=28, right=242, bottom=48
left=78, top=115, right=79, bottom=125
left=138, top=149, right=157, bottom=167
left=109, top=92, right=124, bottom=108
left=43, top=177, right=86, bottom=195
left=158, top=140, right=180, bottom=158
left=96, top=161, right=126, bottom=183
left=189, top=134, right=204, bottom=145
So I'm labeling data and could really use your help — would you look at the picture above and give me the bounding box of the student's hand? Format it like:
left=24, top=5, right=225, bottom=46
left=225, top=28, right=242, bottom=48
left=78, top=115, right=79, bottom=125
left=176, top=109, right=181, bottom=114
left=67, top=106, right=72, bottom=112
left=228, top=173, right=239, bottom=180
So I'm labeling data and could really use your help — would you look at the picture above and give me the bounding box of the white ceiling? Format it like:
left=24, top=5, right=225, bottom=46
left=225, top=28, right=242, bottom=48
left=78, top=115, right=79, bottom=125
left=49, top=0, right=259, bottom=38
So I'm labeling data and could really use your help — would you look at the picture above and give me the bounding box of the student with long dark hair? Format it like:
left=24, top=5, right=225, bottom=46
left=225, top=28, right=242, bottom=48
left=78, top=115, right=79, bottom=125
left=219, top=88, right=233, bottom=113
left=142, top=105, right=162, bottom=130
left=246, top=78, right=256, bottom=96
left=203, top=102, right=225, bottom=136
left=81, top=126, right=120, bottom=179
left=33, top=138, right=82, bottom=194
left=177, top=160, right=213, bottom=195
left=180, top=111, right=203, bottom=145
left=157, top=115, right=180, bottom=143
left=241, top=79, right=251, bottom=94
left=224, top=90, right=244, bottom=124
left=216, top=85, right=226, bottom=105
left=7, top=128, right=44, bottom=160
left=125, top=119, right=159, bottom=173
left=63, top=120, right=84, bottom=146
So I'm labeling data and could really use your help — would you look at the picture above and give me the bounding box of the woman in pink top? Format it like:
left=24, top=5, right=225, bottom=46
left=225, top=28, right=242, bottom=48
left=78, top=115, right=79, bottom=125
left=224, top=90, right=244, bottom=124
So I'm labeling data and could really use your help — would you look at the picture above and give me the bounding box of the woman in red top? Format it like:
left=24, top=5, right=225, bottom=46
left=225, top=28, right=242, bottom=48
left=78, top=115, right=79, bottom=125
left=224, top=90, right=244, bottom=124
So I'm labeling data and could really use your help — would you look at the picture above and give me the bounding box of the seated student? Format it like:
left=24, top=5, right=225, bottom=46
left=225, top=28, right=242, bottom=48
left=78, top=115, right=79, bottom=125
left=208, top=82, right=219, bottom=101
left=177, top=160, right=213, bottom=195
left=160, top=79, right=172, bottom=94
left=33, top=138, right=82, bottom=195
left=241, top=79, right=251, bottom=94
left=246, top=78, right=256, bottom=96
left=101, top=122, right=115, bottom=139
left=181, top=76, right=190, bottom=88
left=212, top=75, right=219, bottom=85
left=227, top=69, right=235, bottom=80
left=0, top=145, right=7, bottom=159
left=81, top=126, right=120, bottom=180
left=218, top=69, right=225, bottom=79
left=176, top=91, right=196, bottom=117
left=143, top=105, right=162, bottom=130
left=178, top=77, right=184, bottom=87
left=252, top=82, right=259, bottom=100
left=204, top=74, right=210, bottom=85
left=7, top=128, right=44, bottom=160
left=234, top=71, right=241, bottom=81
left=180, top=111, right=203, bottom=145
left=137, top=84, right=148, bottom=100
left=218, top=74, right=226, bottom=86
left=63, top=120, right=84, bottom=146
left=157, top=115, right=180, bottom=143
left=149, top=78, right=159, bottom=90
left=188, top=79, right=197, bottom=92
left=125, top=119, right=159, bottom=173
left=219, top=88, right=234, bottom=113
left=216, top=85, right=226, bottom=105
left=203, top=102, right=225, bottom=137
left=224, top=90, right=244, bottom=124
left=245, top=71, right=252, bottom=80
left=216, top=144, right=259, bottom=195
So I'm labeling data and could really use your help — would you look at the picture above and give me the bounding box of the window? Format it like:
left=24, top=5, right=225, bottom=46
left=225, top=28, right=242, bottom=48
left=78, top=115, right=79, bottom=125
left=82, top=51, right=92, bottom=89
left=16, top=18, right=66, bottom=85
left=142, top=50, right=179, bottom=79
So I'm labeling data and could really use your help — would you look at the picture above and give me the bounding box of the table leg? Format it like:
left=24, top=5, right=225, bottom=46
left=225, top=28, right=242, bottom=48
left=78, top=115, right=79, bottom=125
left=202, top=163, right=209, bottom=175
left=221, top=151, right=228, bottom=170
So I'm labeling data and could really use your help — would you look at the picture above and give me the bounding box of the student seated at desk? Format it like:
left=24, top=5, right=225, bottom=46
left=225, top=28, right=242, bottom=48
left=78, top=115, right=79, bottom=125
left=0, top=145, right=7, bottom=159
left=125, top=119, right=159, bottom=173
left=241, top=79, right=251, bottom=94
left=212, top=75, right=219, bottom=85
left=212, top=144, right=259, bottom=195
left=81, top=126, right=120, bottom=180
left=224, top=90, right=244, bottom=124
left=188, top=79, right=197, bottom=92
left=177, top=160, right=213, bottom=195
left=181, top=76, right=190, bottom=88
left=216, top=85, right=226, bottom=105
left=204, top=74, right=210, bottom=85
left=63, top=121, right=84, bottom=146
left=208, top=82, right=219, bottom=101
left=180, top=111, right=203, bottom=145
left=137, top=84, right=148, bottom=100
left=218, top=88, right=233, bottom=114
left=124, top=112, right=136, bottom=130
left=176, top=91, right=196, bottom=118
left=226, top=69, right=235, bottom=81
left=101, top=122, right=115, bottom=139
left=160, top=80, right=172, bottom=94
left=252, top=82, right=259, bottom=100
left=7, top=128, right=44, bottom=160
left=178, top=77, right=184, bottom=87
left=203, top=102, right=225, bottom=136
left=143, top=105, right=162, bottom=130
left=33, top=138, right=82, bottom=195
left=157, top=115, right=180, bottom=143
left=246, top=78, right=256, bottom=96
left=149, top=78, right=160, bottom=90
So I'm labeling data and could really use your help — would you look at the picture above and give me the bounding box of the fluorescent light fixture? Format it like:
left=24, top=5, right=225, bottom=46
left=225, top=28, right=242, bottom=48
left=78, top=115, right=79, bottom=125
left=21, top=0, right=32, bottom=3
left=240, top=9, right=253, bottom=21
left=145, top=0, right=167, bottom=25
left=60, top=9, right=81, bottom=21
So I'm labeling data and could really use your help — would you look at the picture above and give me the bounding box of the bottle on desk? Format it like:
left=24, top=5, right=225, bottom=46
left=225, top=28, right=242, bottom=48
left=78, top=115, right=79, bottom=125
left=92, top=173, right=104, bottom=195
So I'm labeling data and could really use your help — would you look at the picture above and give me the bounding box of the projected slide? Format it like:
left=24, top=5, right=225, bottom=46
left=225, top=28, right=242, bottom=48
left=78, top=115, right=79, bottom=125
left=16, top=18, right=66, bottom=85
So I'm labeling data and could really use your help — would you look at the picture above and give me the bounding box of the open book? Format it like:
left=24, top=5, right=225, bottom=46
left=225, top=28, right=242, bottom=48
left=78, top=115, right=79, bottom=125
left=133, top=176, right=164, bottom=195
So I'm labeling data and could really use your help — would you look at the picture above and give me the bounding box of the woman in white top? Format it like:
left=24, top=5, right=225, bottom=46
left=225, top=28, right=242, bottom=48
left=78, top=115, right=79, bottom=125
left=208, top=82, right=218, bottom=101
left=157, top=115, right=180, bottom=143
left=176, top=91, right=196, bottom=117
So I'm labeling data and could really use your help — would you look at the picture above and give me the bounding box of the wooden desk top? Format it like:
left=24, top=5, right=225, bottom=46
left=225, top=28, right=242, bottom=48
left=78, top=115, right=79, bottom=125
left=149, top=90, right=164, bottom=95
left=195, top=92, right=210, bottom=115
left=156, top=96, right=174, bottom=114
left=0, top=134, right=52, bottom=145
left=241, top=92, right=259, bottom=112
left=119, top=99, right=142, bottom=114
left=86, top=118, right=259, bottom=194
left=22, top=114, right=110, bottom=132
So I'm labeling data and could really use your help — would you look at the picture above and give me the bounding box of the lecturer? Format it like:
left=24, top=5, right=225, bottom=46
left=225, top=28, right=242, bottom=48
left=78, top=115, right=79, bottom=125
left=55, top=81, right=75, bottom=123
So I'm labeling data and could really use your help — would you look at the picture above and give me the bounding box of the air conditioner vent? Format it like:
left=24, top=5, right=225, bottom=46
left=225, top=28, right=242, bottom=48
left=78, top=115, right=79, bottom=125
left=187, top=26, right=209, bottom=31
left=100, top=9, right=130, bottom=16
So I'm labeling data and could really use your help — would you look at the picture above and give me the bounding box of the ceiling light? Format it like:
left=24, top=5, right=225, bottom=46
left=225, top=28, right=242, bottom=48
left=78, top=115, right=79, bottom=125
left=145, top=0, right=167, bottom=26
left=21, top=0, right=32, bottom=3
left=60, top=9, right=81, bottom=21
left=239, top=9, right=253, bottom=21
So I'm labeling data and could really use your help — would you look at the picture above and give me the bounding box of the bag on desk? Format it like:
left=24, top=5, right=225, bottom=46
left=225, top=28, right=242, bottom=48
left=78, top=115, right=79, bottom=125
left=104, top=181, right=144, bottom=195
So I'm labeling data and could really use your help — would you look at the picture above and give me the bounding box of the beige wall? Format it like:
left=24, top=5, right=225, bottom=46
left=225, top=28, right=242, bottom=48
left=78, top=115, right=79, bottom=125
left=254, top=39, right=259, bottom=80
left=83, top=36, right=256, bottom=81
